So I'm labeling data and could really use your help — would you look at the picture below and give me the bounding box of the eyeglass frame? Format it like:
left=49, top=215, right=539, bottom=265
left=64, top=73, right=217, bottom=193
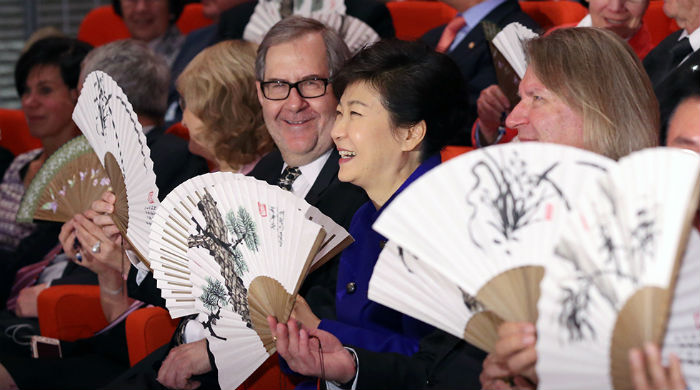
left=259, top=77, right=330, bottom=100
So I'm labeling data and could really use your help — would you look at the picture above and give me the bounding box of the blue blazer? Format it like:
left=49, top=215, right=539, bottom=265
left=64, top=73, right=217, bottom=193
left=317, top=155, right=440, bottom=355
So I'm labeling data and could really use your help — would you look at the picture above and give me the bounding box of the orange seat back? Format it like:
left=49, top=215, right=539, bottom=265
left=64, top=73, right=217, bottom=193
left=177, top=3, right=214, bottom=34
left=519, top=1, right=587, bottom=31
left=0, top=108, right=42, bottom=156
left=38, top=285, right=108, bottom=341
left=125, top=306, right=179, bottom=366
left=77, top=4, right=214, bottom=47
left=441, top=145, right=474, bottom=162
left=165, top=121, right=190, bottom=141
left=386, top=1, right=457, bottom=41
left=644, top=0, right=679, bottom=46
left=236, top=353, right=302, bottom=390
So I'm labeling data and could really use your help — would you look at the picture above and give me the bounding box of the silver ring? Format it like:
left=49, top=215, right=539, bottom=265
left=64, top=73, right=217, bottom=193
left=91, top=241, right=101, bottom=254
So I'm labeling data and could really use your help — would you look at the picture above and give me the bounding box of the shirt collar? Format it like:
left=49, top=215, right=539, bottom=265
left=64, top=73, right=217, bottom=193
left=460, top=0, right=508, bottom=30
left=680, top=27, right=700, bottom=53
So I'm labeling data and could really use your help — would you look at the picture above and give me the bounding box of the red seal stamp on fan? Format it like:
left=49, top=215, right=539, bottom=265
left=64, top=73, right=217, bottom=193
left=258, top=202, right=267, bottom=217
left=148, top=191, right=155, bottom=204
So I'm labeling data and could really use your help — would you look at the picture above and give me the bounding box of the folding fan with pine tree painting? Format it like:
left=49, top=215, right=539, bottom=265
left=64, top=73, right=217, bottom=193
left=372, top=143, right=615, bottom=330
left=72, top=70, right=159, bottom=267
left=16, top=135, right=111, bottom=223
left=148, top=172, right=352, bottom=390
left=536, top=147, right=700, bottom=389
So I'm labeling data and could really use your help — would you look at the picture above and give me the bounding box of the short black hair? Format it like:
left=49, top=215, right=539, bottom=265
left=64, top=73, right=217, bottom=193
left=333, top=39, right=468, bottom=160
left=15, top=37, right=92, bottom=97
left=112, top=0, right=185, bottom=24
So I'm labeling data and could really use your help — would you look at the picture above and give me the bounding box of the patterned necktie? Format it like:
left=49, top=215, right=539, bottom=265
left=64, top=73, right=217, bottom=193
left=277, top=166, right=301, bottom=191
left=436, top=15, right=467, bottom=53
left=671, top=37, right=693, bottom=68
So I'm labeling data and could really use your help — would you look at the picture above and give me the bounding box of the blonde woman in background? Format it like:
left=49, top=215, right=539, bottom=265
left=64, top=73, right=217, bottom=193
left=177, top=39, right=274, bottom=174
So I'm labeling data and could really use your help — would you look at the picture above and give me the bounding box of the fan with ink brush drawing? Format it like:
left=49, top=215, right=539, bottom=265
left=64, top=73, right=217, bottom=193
left=372, top=143, right=615, bottom=332
left=148, top=172, right=352, bottom=390
left=536, top=147, right=700, bottom=389
left=369, top=241, right=503, bottom=352
left=16, top=135, right=111, bottom=223
left=242, top=0, right=379, bottom=53
left=71, top=70, right=159, bottom=267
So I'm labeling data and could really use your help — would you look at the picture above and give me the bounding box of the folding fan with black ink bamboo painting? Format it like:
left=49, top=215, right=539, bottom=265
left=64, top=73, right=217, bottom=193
left=536, top=147, right=700, bottom=390
left=372, top=143, right=616, bottom=331
left=72, top=70, right=159, bottom=267
left=17, top=135, right=111, bottom=223
left=148, top=172, right=352, bottom=390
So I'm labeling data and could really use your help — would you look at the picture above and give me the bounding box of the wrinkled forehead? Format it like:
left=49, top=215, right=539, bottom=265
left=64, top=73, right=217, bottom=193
left=263, top=33, right=330, bottom=81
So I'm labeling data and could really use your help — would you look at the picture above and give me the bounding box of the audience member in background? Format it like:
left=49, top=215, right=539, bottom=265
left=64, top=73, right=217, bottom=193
left=478, top=27, right=659, bottom=390
left=165, top=0, right=395, bottom=123
left=643, top=0, right=700, bottom=143
left=166, top=0, right=247, bottom=119
left=80, top=39, right=209, bottom=199
left=0, top=38, right=207, bottom=390
left=112, top=0, right=185, bottom=66
left=476, top=0, right=653, bottom=146
left=0, top=37, right=91, bottom=308
left=628, top=68, right=700, bottom=390
left=1, top=39, right=209, bottom=331
left=95, top=17, right=367, bottom=389
left=176, top=40, right=274, bottom=172
left=420, top=0, right=540, bottom=145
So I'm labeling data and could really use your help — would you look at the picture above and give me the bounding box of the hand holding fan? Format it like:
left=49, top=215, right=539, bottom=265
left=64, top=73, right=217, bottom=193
left=72, top=70, right=159, bottom=267
left=373, top=143, right=615, bottom=327
left=17, top=135, right=111, bottom=223
left=148, top=172, right=352, bottom=389
left=536, top=147, right=700, bottom=389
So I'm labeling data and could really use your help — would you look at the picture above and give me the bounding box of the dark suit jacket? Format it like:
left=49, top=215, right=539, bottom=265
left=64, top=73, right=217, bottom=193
left=643, top=30, right=700, bottom=144
left=167, top=24, right=219, bottom=110
left=421, top=0, right=540, bottom=145
left=355, top=330, right=487, bottom=389
left=146, top=125, right=209, bottom=200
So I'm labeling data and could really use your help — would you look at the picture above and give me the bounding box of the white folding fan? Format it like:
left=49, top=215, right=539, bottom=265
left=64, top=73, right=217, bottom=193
left=148, top=172, right=352, bottom=390
left=242, top=0, right=380, bottom=53
left=535, top=147, right=700, bottom=390
left=369, top=241, right=502, bottom=352
left=373, top=143, right=616, bottom=325
left=72, top=70, right=159, bottom=267
left=16, top=135, right=111, bottom=223
left=491, top=22, right=538, bottom=79
left=662, top=228, right=700, bottom=389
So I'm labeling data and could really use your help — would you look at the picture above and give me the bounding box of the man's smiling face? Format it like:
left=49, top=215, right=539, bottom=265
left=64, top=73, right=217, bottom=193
left=256, top=32, right=337, bottom=167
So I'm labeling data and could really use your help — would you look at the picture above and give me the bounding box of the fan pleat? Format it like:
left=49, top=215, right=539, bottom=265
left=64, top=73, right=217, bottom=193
left=72, top=71, right=158, bottom=267
left=148, top=172, right=349, bottom=389
left=536, top=148, right=700, bottom=389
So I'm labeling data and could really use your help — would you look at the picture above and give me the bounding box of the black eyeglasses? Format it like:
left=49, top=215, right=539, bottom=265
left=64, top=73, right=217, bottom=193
left=260, top=77, right=329, bottom=100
